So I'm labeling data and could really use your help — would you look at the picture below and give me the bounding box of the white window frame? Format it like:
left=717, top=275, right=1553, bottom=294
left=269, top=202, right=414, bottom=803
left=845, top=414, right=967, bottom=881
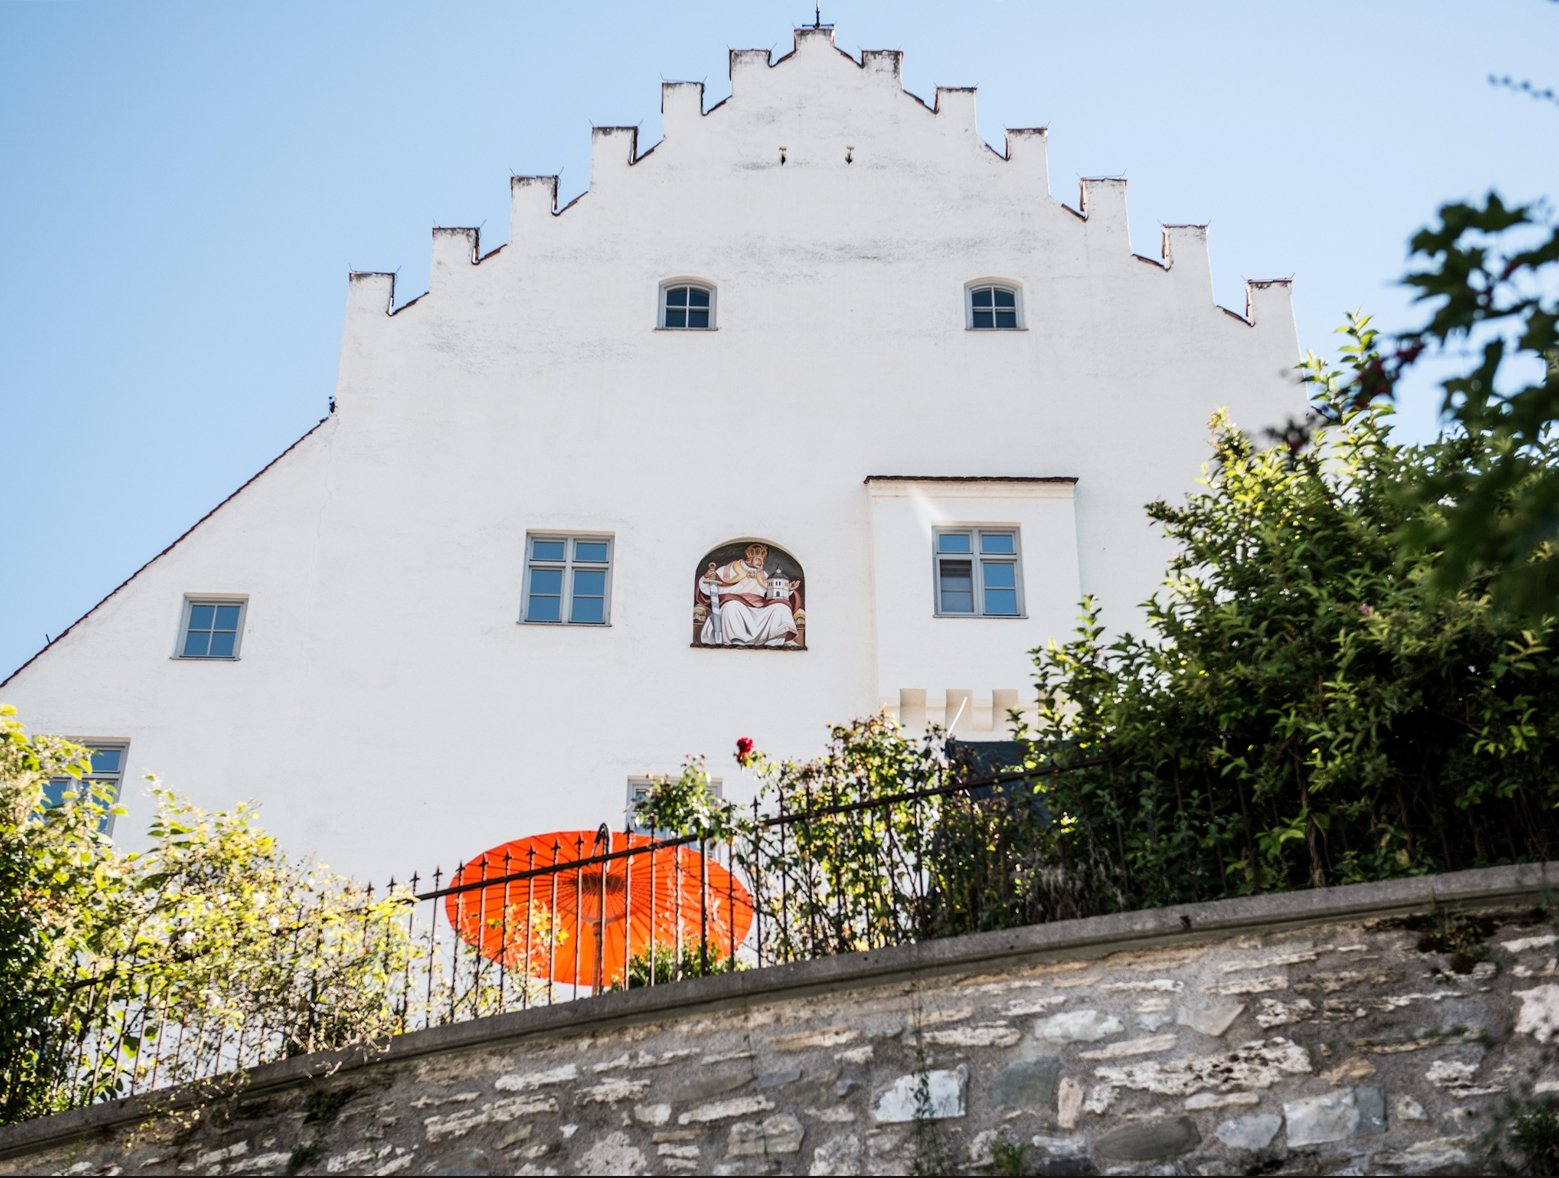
left=964, top=280, right=1025, bottom=330
left=174, top=595, right=248, bottom=659
left=627, top=776, right=724, bottom=836
left=658, top=279, right=717, bottom=330
left=933, top=526, right=1025, bottom=618
left=46, top=739, right=130, bottom=835
left=521, top=534, right=614, bottom=625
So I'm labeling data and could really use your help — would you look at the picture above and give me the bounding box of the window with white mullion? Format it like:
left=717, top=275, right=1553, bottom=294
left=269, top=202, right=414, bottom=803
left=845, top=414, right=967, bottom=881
left=966, top=282, right=1022, bottom=330
left=44, top=740, right=129, bottom=834
left=523, top=534, right=613, bottom=625
left=660, top=282, right=714, bottom=330
left=934, top=527, right=1023, bottom=617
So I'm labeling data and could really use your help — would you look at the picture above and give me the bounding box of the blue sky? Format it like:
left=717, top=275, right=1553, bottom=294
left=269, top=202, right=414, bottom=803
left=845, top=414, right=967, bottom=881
left=1, top=0, right=1554, bottom=681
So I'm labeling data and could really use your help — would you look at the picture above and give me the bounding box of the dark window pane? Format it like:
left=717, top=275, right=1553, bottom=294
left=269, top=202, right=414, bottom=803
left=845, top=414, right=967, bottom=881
left=939, top=561, right=973, bottom=591
left=43, top=778, right=70, bottom=808
left=972, top=310, right=993, bottom=329
left=574, top=541, right=609, bottom=563
left=665, top=308, right=686, bottom=328
left=183, top=631, right=211, bottom=657
left=90, top=748, right=123, bottom=774
left=667, top=287, right=690, bottom=307
left=972, top=288, right=993, bottom=308
left=982, top=561, right=1016, bottom=589
left=531, top=568, right=563, bottom=595
left=980, top=532, right=1015, bottom=555
left=687, top=287, right=710, bottom=308
left=215, top=605, right=241, bottom=630
left=937, top=533, right=972, bottom=554
left=571, top=596, right=605, bottom=624
left=573, top=569, right=606, bottom=597
left=940, top=560, right=974, bottom=613
left=984, top=588, right=1020, bottom=615
left=993, top=288, right=1016, bottom=308
left=687, top=309, right=710, bottom=329
left=532, top=540, right=565, bottom=561
left=527, top=595, right=561, bottom=623
left=209, top=631, right=236, bottom=657
left=188, top=604, right=214, bottom=631
left=995, top=310, right=1018, bottom=328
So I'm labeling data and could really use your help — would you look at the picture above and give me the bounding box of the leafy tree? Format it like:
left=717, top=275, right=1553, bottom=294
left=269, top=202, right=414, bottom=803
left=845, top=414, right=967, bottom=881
left=1393, top=194, right=1558, bottom=616
left=0, top=706, right=416, bottom=1124
left=1022, top=324, right=1559, bottom=910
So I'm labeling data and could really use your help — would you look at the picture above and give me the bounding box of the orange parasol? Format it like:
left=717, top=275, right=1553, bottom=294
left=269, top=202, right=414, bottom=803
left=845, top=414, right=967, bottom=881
left=444, top=828, right=754, bottom=990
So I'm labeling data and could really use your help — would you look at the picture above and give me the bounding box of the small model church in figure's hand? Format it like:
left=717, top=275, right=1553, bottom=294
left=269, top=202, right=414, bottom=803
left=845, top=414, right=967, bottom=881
left=0, top=25, right=1300, bottom=882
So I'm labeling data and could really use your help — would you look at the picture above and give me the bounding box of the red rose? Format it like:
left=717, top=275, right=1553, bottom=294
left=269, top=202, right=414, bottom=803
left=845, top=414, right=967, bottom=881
left=735, top=737, right=755, bottom=765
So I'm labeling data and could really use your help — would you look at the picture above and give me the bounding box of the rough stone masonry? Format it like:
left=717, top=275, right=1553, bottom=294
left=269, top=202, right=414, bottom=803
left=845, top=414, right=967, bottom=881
left=3, top=863, right=1559, bottom=1175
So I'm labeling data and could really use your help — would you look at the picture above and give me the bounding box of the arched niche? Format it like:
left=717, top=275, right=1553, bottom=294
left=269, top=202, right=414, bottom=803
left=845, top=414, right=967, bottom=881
left=691, top=539, right=806, bottom=649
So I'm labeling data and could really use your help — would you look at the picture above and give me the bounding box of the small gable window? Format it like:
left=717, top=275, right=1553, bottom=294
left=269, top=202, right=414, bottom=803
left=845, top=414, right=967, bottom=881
left=660, top=282, right=715, bottom=330
left=967, top=283, right=1022, bottom=330
left=177, top=597, right=247, bottom=659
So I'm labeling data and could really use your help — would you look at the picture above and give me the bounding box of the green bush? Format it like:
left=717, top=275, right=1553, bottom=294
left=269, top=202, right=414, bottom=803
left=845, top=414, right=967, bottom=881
left=0, top=706, right=417, bottom=1124
left=1022, top=318, right=1559, bottom=911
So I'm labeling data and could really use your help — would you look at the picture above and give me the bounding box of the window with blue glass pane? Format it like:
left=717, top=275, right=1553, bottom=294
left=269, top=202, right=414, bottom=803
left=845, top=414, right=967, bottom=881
left=968, top=284, right=1021, bottom=329
left=661, top=283, right=714, bottom=330
left=179, top=598, right=246, bottom=658
left=43, top=740, right=129, bottom=834
left=934, top=528, right=1022, bottom=616
left=524, top=534, right=612, bottom=625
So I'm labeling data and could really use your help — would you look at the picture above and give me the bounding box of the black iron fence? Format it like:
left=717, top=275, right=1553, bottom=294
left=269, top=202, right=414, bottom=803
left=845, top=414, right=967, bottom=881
left=16, top=756, right=1108, bottom=1120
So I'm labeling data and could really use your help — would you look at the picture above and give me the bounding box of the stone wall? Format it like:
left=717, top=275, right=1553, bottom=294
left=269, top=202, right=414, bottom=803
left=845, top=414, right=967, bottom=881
left=4, top=864, right=1559, bottom=1176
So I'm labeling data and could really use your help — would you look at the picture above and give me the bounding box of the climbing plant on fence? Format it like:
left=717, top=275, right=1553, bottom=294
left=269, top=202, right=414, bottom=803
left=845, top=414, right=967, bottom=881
left=0, top=707, right=417, bottom=1125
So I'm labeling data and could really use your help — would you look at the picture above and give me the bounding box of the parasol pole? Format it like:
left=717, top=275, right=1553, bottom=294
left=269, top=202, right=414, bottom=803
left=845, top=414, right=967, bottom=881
left=593, top=824, right=609, bottom=992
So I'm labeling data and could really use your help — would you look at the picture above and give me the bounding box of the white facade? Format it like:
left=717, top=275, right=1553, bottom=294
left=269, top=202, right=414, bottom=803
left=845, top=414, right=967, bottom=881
left=2, top=28, right=1300, bottom=882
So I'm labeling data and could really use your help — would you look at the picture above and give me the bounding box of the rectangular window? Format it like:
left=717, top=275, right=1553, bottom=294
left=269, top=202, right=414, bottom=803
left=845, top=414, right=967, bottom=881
left=627, top=776, right=723, bottom=836
left=935, top=528, right=1023, bottom=617
left=177, top=597, right=247, bottom=658
left=523, top=535, right=613, bottom=625
left=44, top=741, right=129, bottom=835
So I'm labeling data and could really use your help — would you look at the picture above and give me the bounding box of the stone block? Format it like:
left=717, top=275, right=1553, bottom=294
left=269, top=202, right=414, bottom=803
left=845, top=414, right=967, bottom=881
left=679, top=1095, right=775, bottom=1124
left=871, top=1066, right=968, bottom=1123
left=1035, top=1010, right=1124, bottom=1042
left=495, top=1064, right=577, bottom=1091
left=989, top=1057, right=1060, bottom=1111
left=727, top=1114, right=805, bottom=1156
left=1254, top=998, right=1315, bottom=1028
left=1057, top=1077, right=1084, bottom=1128
left=578, top=1131, right=648, bottom=1175
left=1426, top=1058, right=1505, bottom=1097
left=1077, top=1033, right=1178, bottom=1060
left=1284, top=1087, right=1381, bottom=1147
left=1215, top=1113, right=1282, bottom=1150
left=1178, top=1000, right=1244, bottom=1038
left=808, top=1134, right=863, bottom=1175
left=923, top=1023, right=1022, bottom=1047
left=1093, top=1116, right=1200, bottom=1161
left=664, top=1065, right=758, bottom=1103
left=1095, top=1037, right=1310, bottom=1096
left=1515, top=984, right=1559, bottom=1042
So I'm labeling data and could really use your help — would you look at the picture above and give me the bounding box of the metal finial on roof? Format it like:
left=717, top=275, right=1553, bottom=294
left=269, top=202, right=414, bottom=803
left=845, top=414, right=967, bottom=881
left=809, top=6, right=832, bottom=29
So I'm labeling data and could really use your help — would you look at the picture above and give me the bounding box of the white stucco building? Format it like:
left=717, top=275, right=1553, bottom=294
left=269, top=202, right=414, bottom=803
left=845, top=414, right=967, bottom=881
left=2, top=27, right=1300, bottom=882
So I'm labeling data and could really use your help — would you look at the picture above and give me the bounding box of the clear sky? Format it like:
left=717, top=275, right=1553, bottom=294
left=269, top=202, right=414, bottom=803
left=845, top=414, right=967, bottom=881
left=1, top=0, right=1554, bottom=682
